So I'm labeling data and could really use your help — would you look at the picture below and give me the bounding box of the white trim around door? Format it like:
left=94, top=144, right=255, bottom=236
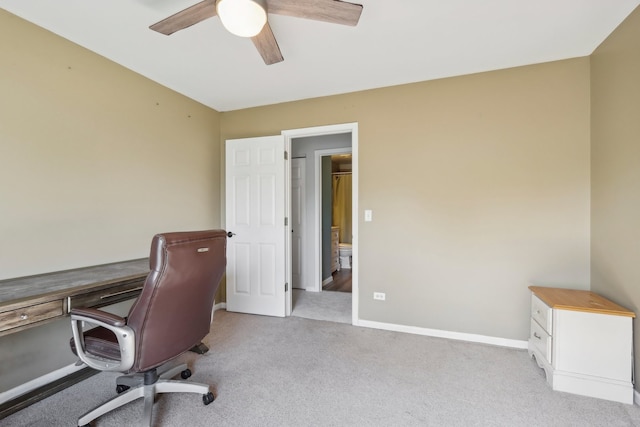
left=314, top=147, right=351, bottom=292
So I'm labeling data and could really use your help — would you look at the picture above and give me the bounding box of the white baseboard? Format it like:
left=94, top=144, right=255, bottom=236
left=357, top=319, right=528, bottom=349
left=214, top=302, right=226, bottom=312
left=322, top=276, right=334, bottom=286
left=634, top=389, right=640, bottom=406
left=0, top=363, right=85, bottom=404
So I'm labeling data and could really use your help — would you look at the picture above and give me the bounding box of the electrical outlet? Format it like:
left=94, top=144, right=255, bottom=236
left=373, top=292, right=386, bottom=301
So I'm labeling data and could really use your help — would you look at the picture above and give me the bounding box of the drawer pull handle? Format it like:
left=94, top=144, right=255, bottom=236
left=20, top=314, right=28, bottom=320
left=533, top=332, right=541, bottom=339
left=100, top=286, right=143, bottom=300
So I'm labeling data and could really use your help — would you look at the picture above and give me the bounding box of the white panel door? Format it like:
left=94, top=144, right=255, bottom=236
left=225, top=136, right=286, bottom=317
left=291, top=158, right=305, bottom=289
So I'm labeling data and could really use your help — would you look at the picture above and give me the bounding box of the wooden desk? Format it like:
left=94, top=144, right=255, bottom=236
left=0, top=259, right=149, bottom=418
left=0, top=259, right=148, bottom=337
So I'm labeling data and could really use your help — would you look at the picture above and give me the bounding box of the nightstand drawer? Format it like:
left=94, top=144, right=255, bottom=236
left=531, top=294, right=552, bottom=333
left=530, top=318, right=552, bottom=364
left=0, top=300, right=64, bottom=333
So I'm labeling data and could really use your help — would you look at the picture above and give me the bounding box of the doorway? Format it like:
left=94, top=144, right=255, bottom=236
left=283, top=123, right=359, bottom=325
left=317, top=150, right=352, bottom=293
left=323, top=153, right=352, bottom=293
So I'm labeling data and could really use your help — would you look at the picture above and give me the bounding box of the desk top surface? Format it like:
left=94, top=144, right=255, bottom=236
left=0, top=259, right=149, bottom=307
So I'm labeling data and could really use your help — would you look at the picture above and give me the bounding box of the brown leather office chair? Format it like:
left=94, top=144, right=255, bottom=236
left=69, top=230, right=226, bottom=427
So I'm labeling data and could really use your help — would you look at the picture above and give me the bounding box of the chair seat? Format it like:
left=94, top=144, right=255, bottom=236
left=70, top=327, right=121, bottom=361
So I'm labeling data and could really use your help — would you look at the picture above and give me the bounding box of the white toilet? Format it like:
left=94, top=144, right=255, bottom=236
left=338, top=243, right=352, bottom=269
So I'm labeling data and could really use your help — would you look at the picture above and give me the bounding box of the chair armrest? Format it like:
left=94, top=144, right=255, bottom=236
left=70, top=309, right=135, bottom=372
left=70, top=307, right=126, bottom=327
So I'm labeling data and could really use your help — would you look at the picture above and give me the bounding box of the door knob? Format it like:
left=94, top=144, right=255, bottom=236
left=227, top=231, right=236, bottom=238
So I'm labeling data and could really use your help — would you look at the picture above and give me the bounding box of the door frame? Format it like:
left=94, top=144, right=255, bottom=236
left=282, top=123, right=359, bottom=325
left=314, top=147, right=351, bottom=292
left=290, top=157, right=306, bottom=290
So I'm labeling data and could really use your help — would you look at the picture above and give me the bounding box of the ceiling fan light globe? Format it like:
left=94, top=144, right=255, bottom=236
left=216, top=0, right=267, bottom=38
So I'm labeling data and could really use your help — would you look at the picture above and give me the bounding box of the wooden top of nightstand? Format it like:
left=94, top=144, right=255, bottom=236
left=529, top=286, right=635, bottom=318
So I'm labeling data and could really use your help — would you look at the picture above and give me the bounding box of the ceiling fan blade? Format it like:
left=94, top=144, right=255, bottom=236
left=149, top=0, right=217, bottom=35
left=268, top=0, right=363, bottom=26
left=251, top=22, right=284, bottom=65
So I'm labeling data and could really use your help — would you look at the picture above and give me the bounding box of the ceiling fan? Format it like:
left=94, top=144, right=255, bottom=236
left=149, top=0, right=363, bottom=65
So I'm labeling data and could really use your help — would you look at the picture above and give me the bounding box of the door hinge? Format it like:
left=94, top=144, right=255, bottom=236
left=284, top=217, right=288, bottom=226
left=284, top=151, right=288, bottom=160
left=285, top=283, right=289, bottom=292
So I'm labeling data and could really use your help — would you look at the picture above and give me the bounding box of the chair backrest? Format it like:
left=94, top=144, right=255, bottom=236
left=126, top=230, right=226, bottom=372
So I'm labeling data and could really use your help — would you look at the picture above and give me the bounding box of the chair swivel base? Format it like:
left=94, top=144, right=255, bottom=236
left=114, top=362, right=193, bottom=392
left=77, top=365, right=214, bottom=427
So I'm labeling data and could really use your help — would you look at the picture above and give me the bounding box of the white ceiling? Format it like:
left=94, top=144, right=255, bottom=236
left=2, top=0, right=639, bottom=112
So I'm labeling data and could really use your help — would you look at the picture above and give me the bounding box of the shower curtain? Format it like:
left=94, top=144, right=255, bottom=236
left=332, top=174, right=352, bottom=244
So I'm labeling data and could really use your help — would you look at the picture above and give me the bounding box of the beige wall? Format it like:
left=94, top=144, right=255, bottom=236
left=221, top=58, right=591, bottom=340
left=0, top=10, right=221, bottom=391
left=0, top=10, right=222, bottom=280
left=591, top=6, right=640, bottom=390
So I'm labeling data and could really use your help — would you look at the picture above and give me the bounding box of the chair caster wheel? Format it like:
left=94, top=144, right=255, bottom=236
left=181, top=368, right=192, bottom=379
left=116, top=384, right=130, bottom=394
left=203, top=392, right=215, bottom=405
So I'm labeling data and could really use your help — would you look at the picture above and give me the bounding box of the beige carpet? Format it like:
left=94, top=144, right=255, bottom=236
left=291, top=289, right=352, bottom=324
left=3, top=310, right=640, bottom=426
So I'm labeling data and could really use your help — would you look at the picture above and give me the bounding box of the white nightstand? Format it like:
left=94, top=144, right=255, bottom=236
left=528, top=286, right=635, bottom=404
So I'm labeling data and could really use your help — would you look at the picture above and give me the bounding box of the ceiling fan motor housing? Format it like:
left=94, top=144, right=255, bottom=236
left=216, top=0, right=267, bottom=38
